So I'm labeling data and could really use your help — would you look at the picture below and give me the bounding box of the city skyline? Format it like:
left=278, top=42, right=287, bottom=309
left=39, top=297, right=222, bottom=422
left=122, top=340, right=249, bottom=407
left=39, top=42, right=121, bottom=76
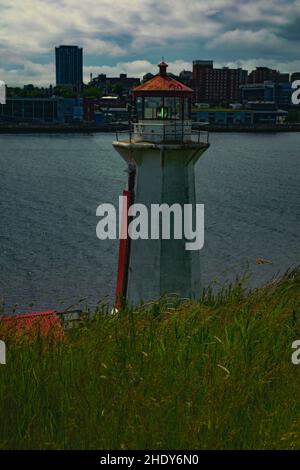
left=0, top=0, right=300, bottom=86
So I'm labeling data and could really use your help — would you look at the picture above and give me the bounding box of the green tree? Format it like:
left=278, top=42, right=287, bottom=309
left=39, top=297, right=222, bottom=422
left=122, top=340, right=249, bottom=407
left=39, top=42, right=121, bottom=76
left=112, top=83, right=124, bottom=99
left=82, top=87, right=103, bottom=99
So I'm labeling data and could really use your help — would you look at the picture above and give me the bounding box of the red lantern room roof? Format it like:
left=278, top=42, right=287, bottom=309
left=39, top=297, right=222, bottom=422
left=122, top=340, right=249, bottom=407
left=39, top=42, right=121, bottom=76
left=132, top=61, right=194, bottom=97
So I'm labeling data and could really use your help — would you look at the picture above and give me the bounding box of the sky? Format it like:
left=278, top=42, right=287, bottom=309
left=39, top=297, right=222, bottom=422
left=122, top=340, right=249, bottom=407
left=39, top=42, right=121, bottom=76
left=0, top=0, right=300, bottom=86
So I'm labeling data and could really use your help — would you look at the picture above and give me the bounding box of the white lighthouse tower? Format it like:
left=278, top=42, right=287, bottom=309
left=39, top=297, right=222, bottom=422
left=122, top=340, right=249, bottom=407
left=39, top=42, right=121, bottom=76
left=113, top=62, right=209, bottom=307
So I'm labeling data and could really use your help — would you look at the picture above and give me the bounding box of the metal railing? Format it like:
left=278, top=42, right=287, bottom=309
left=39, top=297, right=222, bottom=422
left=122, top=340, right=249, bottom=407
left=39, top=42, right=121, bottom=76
left=115, top=122, right=209, bottom=145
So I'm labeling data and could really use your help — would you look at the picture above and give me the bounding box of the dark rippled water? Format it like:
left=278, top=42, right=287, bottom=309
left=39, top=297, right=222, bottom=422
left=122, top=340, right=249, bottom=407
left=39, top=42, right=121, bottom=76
left=0, top=132, right=299, bottom=312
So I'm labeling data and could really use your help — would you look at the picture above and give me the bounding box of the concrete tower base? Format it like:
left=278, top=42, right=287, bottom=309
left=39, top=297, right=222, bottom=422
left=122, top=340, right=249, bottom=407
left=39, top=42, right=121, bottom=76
left=113, top=141, right=209, bottom=305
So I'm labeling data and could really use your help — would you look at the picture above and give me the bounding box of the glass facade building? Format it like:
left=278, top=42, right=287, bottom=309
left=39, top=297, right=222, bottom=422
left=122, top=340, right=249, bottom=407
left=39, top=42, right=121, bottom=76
left=55, top=45, right=83, bottom=88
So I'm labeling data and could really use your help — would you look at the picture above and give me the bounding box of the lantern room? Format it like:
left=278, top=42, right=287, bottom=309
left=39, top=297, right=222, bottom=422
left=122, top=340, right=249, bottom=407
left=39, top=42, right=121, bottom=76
left=131, top=62, right=194, bottom=143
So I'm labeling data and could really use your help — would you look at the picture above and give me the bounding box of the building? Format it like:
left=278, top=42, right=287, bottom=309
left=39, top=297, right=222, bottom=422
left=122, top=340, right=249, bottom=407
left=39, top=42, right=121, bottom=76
left=90, top=73, right=140, bottom=95
left=142, top=73, right=154, bottom=83
left=55, top=45, right=83, bottom=89
left=83, top=96, right=128, bottom=123
left=0, top=97, right=83, bottom=123
left=192, top=60, right=213, bottom=102
left=192, top=103, right=288, bottom=125
left=0, top=98, right=59, bottom=122
left=179, top=70, right=192, bottom=81
left=240, top=81, right=292, bottom=108
left=274, top=81, right=292, bottom=107
left=193, top=60, right=213, bottom=79
left=192, top=60, right=248, bottom=103
left=248, top=67, right=289, bottom=84
left=57, top=97, right=83, bottom=122
left=241, top=82, right=275, bottom=103
left=178, top=70, right=193, bottom=87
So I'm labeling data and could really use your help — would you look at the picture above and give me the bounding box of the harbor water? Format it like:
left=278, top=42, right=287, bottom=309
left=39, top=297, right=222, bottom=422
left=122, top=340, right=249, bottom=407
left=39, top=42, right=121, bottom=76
left=0, top=132, right=299, bottom=312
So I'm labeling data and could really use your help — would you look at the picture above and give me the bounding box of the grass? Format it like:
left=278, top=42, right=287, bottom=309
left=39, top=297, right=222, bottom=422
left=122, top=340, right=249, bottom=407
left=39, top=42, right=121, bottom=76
left=0, top=268, right=300, bottom=450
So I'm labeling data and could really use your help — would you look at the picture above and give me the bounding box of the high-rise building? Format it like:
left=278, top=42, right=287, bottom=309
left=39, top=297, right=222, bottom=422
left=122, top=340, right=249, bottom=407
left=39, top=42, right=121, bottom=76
left=192, top=60, right=213, bottom=102
left=55, top=45, right=83, bottom=88
left=248, top=67, right=289, bottom=84
left=90, top=73, right=140, bottom=94
left=192, top=60, right=248, bottom=103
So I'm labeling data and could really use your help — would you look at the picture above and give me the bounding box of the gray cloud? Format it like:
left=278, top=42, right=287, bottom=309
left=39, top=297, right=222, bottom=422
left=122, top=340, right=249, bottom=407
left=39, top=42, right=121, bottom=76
left=0, top=0, right=299, bottom=85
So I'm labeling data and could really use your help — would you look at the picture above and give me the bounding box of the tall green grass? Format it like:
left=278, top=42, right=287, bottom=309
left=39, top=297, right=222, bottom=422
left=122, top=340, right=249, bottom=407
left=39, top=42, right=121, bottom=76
left=0, top=269, right=300, bottom=450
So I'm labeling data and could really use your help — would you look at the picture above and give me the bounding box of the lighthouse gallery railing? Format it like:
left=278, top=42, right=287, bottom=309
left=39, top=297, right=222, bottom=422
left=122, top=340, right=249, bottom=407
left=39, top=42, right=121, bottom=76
left=115, top=122, right=209, bottom=145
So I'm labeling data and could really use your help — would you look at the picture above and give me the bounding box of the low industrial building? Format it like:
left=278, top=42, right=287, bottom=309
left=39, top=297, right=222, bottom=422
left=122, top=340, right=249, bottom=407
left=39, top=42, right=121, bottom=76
left=192, top=103, right=288, bottom=125
left=0, top=97, right=83, bottom=123
left=83, top=96, right=128, bottom=123
left=240, top=81, right=292, bottom=108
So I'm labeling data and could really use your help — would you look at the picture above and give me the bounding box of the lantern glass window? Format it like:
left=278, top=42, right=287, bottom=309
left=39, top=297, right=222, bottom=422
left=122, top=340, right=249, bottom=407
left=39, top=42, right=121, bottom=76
left=136, top=95, right=191, bottom=120
left=144, top=96, right=163, bottom=119
left=184, top=98, right=191, bottom=119
left=163, top=97, right=182, bottom=120
left=136, top=97, right=143, bottom=120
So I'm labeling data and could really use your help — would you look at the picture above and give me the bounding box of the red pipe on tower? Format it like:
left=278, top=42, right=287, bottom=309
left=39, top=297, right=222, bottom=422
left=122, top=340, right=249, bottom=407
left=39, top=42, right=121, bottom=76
left=114, top=167, right=136, bottom=310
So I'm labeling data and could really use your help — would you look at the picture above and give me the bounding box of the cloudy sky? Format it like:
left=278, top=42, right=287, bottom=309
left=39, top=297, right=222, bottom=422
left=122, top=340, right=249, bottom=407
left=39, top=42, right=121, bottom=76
left=0, top=0, right=300, bottom=86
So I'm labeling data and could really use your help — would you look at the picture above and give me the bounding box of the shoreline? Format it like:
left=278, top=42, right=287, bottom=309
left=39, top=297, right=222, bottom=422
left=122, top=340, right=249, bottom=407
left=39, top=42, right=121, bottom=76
left=0, top=122, right=300, bottom=134
left=194, top=123, right=300, bottom=133
left=0, top=123, right=129, bottom=134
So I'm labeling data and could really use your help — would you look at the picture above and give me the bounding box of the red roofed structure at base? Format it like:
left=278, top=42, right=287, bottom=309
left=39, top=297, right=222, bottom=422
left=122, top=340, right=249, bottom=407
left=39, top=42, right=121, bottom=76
left=0, top=310, right=64, bottom=340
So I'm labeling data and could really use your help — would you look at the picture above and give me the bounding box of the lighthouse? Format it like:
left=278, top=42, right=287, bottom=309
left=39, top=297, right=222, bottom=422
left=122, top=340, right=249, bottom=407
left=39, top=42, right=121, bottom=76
left=113, top=62, right=210, bottom=307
